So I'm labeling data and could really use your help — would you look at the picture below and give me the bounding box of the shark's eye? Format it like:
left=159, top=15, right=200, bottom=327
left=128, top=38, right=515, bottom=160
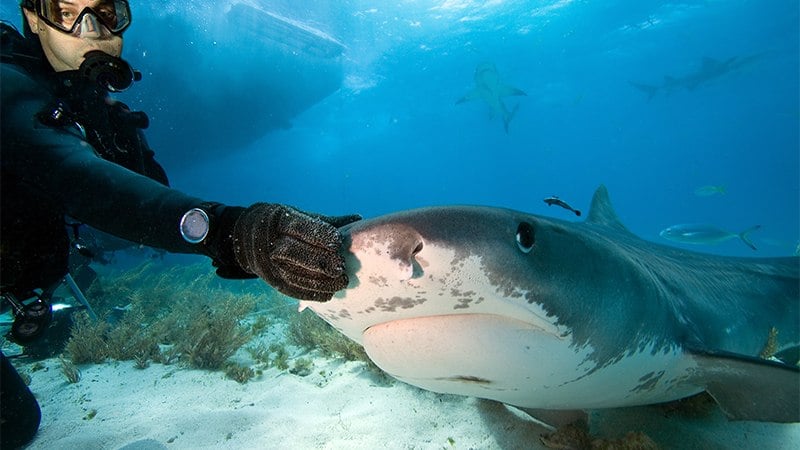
left=516, top=222, right=535, bottom=253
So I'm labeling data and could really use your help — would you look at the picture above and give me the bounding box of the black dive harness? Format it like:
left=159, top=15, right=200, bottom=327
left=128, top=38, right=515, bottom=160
left=1, top=22, right=156, bottom=179
left=36, top=54, right=155, bottom=176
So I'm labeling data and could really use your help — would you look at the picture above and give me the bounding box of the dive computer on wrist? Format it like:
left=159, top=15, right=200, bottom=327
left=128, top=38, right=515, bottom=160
left=179, top=207, right=210, bottom=244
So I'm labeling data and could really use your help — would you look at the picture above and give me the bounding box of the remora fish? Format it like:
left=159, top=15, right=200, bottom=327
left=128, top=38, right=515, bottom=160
left=301, top=186, right=799, bottom=422
left=456, top=62, right=527, bottom=133
left=694, top=185, right=726, bottom=197
left=543, top=196, right=581, bottom=216
left=660, top=223, right=761, bottom=251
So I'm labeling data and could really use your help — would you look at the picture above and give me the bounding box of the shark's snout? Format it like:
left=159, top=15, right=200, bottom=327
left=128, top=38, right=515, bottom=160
left=346, top=223, right=426, bottom=282
left=391, top=228, right=424, bottom=266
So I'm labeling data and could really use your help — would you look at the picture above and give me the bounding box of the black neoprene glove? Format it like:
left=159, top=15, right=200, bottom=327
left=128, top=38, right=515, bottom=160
left=230, top=203, right=361, bottom=302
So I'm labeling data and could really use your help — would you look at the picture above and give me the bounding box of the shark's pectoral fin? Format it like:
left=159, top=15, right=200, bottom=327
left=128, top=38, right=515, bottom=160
left=628, top=81, right=659, bottom=101
left=776, top=346, right=800, bottom=365
left=456, top=89, right=481, bottom=105
left=497, top=84, right=527, bottom=98
left=689, top=348, right=800, bottom=423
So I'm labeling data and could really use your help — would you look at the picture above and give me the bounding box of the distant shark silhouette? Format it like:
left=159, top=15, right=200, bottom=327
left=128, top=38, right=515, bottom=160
left=630, top=54, right=762, bottom=100
left=457, top=62, right=527, bottom=133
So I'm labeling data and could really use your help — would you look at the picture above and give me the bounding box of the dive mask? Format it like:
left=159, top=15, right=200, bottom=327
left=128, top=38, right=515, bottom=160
left=32, top=0, right=131, bottom=37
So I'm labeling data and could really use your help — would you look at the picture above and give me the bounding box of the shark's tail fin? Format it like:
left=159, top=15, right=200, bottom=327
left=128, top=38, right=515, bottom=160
left=738, top=225, right=761, bottom=250
left=628, top=81, right=659, bottom=101
left=503, top=103, right=521, bottom=133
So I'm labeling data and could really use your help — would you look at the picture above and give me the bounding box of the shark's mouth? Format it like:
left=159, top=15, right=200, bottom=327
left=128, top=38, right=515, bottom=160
left=360, top=313, right=570, bottom=398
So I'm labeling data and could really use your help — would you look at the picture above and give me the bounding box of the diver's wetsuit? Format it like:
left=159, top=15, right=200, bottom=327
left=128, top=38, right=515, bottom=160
left=0, top=24, right=244, bottom=448
left=1, top=60, right=205, bottom=291
left=0, top=24, right=246, bottom=298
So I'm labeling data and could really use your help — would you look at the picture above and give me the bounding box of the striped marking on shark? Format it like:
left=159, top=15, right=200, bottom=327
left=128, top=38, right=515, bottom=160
left=300, top=185, right=799, bottom=423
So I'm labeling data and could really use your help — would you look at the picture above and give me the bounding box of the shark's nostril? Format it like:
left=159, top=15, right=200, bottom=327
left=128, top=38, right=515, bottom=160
left=409, top=239, right=425, bottom=279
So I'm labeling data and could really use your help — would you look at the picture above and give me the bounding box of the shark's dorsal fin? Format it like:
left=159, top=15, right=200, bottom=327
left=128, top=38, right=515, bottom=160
left=585, top=185, right=633, bottom=235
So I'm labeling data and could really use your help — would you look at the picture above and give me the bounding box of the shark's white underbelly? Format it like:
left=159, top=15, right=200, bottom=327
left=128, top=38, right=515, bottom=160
left=301, top=241, right=701, bottom=410
left=361, top=313, right=700, bottom=409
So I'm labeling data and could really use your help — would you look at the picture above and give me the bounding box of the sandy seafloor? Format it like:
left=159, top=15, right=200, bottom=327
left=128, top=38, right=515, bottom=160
left=12, top=345, right=800, bottom=450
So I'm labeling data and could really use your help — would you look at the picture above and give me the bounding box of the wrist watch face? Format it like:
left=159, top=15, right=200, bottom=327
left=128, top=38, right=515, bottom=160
left=180, top=208, right=210, bottom=244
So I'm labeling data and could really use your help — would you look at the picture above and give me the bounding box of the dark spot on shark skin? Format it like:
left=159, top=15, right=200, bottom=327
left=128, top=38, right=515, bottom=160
left=454, top=299, right=473, bottom=310
left=374, top=296, right=427, bottom=312
left=449, top=253, right=468, bottom=268
left=436, top=375, right=492, bottom=385
left=323, top=312, right=340, bottom=322
left=369, top=275, right=389, bottom=287
left=639, top=372, right=656, bottom=382
left=450, top=289, right=476, bottom=298
left=555, top=351, right=599, bottom=386
left=451, top=289, right=477, bottom=310
left=338, top=309, right=352, bottom=319
left=632, top=370, right=666, bottom=394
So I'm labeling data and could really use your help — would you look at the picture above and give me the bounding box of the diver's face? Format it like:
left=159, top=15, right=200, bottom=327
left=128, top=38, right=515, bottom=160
left=23, top=1, right=123, bottom=72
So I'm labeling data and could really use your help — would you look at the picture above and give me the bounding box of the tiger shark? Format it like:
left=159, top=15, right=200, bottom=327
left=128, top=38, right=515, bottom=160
left=456, top=62, right=527, bottom=133
left=300, top=185, right=800, bottom=423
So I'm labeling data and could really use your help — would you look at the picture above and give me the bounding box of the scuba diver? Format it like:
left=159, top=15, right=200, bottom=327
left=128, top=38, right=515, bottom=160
left=0, top=1, right=360, bottom=447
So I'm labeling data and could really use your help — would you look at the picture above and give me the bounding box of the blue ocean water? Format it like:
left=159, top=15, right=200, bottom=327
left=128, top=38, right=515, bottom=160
left=3, top=0, right=797, bottom=257
left=1, top=3, right=798, bottom=447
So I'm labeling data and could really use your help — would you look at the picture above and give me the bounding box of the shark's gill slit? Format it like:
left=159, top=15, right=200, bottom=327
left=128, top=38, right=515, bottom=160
left=516, top=222, right=535, bottom=253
